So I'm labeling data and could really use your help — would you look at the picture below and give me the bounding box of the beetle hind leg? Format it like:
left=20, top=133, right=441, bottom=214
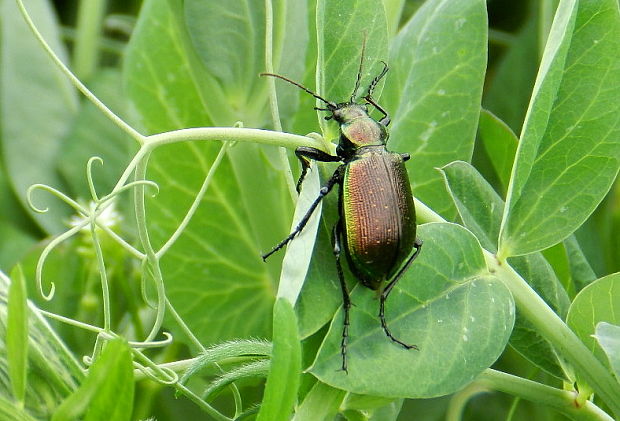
left=333, top=221, right=351, bottom=373
left=379, top=239, right=423, bottom=350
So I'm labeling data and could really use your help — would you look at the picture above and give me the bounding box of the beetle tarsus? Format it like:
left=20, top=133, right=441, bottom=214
left=333, top=221, right=351, bottom=374
left=378, top=239, right=423, bottom=351
left=262, top=165, right=343, bottom=261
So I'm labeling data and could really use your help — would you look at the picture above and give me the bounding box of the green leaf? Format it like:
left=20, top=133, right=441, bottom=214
left=256, top=298, right=301, bottom=421
left=51, top=339, right=134, bottom=421
left=316, top=0, right=388, bottom=138
left=277, top=166, right=321, bottom=304
left=311, top=223, right=514, bottom=398
left=566, top=273, right=620, bottom=370
left=0, top=0, right=77, bottom=234
left=499, top=0, right=620, bottom=257
left=593, top=322, right=620, bottom=381
left=564, top=235, right=597, bottom=292
left=7, top=265, right=28, bottom=406
left=477, top=110, right=518, bottom=196
left=124, top=0, right=294, bottom=346
left=0, top=221, right=36, bottom=273
left=440, top=161, right=569, bottom=378
left=439, top=161, right=503, bottom=253
left=483, top=12, right=538, bottom=134
left=292, top=382, right=345, bottom=421
left=59, top=69, right=135, bottom=199
left=381, top=0, right=487, bottom=219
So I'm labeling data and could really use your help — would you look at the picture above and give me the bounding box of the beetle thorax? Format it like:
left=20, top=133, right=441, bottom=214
left=333, top=104, right=387, bottom=153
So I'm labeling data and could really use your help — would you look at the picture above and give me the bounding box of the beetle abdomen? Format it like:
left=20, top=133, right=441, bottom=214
left=342, top=150, right=416, bottom=289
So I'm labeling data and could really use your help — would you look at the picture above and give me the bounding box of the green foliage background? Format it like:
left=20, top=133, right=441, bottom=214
left=0, top=0, right=619, bottom=420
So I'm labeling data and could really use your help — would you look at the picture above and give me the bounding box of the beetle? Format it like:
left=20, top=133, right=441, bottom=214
left=261, top=46, right=422, bottom=373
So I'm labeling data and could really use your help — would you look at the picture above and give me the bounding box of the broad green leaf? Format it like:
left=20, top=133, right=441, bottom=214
left=124, top=0, right=292, bottom=346
left=482, top=12, right=538, bottom=134
left=441, top=161, right=569, bottom=378
left=59, top=69, right=135, bottom=199
left=383, top=0, right=406, bottom=38
left=593, top=322, right=620, bottom=381
left=0, top=222, right=36, bottom=273
left=381, top=0, right=487, bottom=219
left=478, top=110, right=518, bottom=196
left=439, top=161, right=503, bottom=253
left=0, top=0, right=77, bottom=233
left=7, top=265, right=28, bottom=405
left=292, top=382, right=345, bottom=421
left=564, top=235, right=597, bottom=292
left=567, top=273, right=620, bottom=370
left=257, top=298, right=301, bottom=421
left=311, top=223, right=514, bottom=398
left=317, top=0, right=388, bottom=138
left=499, top=0, right=620, bottom=257
left=52, top=339, right=134, bottom=421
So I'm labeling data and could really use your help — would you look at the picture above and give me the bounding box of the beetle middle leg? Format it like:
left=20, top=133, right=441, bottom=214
left=262, top=164, right=344, bottom=261
left=294, top=146, right=341, bottom=192
left=332, top=220, right=351, bottom=373
left=379, top=238, right=423, bottom=350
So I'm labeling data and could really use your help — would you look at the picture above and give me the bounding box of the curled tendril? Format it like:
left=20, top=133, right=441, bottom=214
left=140, top=259, right=157, bottom=309
left=129, top=332, right=173, bottom=348
left=135, top=362, right=179, bottom=385
left=27, top=184, right=88, bottom=215
left=87, top=156, right=104, bottom=202
left=36, top=222, right=86, bottom=300
left=98, top=179, right=160, bottom=205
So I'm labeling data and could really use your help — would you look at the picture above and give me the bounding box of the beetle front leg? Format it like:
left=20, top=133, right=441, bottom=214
left=379, top=238, right=423, bottom=350
left=262, top=165, right=344, bottom=261
left=332, top=220, right=351, bottom=374
left=294, top=146, right=341, bottom=192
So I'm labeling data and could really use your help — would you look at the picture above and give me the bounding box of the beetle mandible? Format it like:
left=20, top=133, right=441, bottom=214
left=261, top=44, right=423, bottom=373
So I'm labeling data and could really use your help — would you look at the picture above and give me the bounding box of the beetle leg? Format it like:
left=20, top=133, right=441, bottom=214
left=262, top=165, right=344, bottom=261
left=379, top=238, right=423, bottom=350
left=332, top=220, right=351, bottom=374
left=364, top=95, right=391, bottom=126
left=294, top=147, right=341, bottom=193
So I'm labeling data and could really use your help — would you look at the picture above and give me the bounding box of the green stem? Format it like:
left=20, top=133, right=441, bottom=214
left=145, top=127, right=324, bottom=152
left=73, top=0, right=106, bottom=81
left=264, top=0, right=297, bottom=201
left=477, top=369, right=613, bottom=421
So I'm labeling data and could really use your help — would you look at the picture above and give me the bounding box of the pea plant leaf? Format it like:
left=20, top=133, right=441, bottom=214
left=311, top=223, right=514, bottom=398
left=316, top=0, right=388, bottom=139
left=381, top=0, right=488, bottom=219
left=0, top=0, right=77, bottom=234
left=440, top=161, right=569, bottom=378
left=499, top=0, right=620, bottom=258
left=567, top=273, right=620, bottom=371
left=593, top=322, right=620, bottom=382
left=124, top=0, right=293, bottom=346
left=477, top=109, right=518, bottom=196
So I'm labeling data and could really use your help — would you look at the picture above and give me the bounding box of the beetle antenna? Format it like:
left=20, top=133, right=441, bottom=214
left=260, top=73, right=335, bottom=107
left=367, top=61, right=389, bottom=99
left=350, top=34, right=368, bottom=103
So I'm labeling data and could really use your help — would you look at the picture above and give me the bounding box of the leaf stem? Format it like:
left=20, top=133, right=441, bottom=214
left=476, top=369, right=613, bottom=421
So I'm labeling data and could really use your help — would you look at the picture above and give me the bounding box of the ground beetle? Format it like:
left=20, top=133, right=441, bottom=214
left=261, top=45, right=423, bottom=373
